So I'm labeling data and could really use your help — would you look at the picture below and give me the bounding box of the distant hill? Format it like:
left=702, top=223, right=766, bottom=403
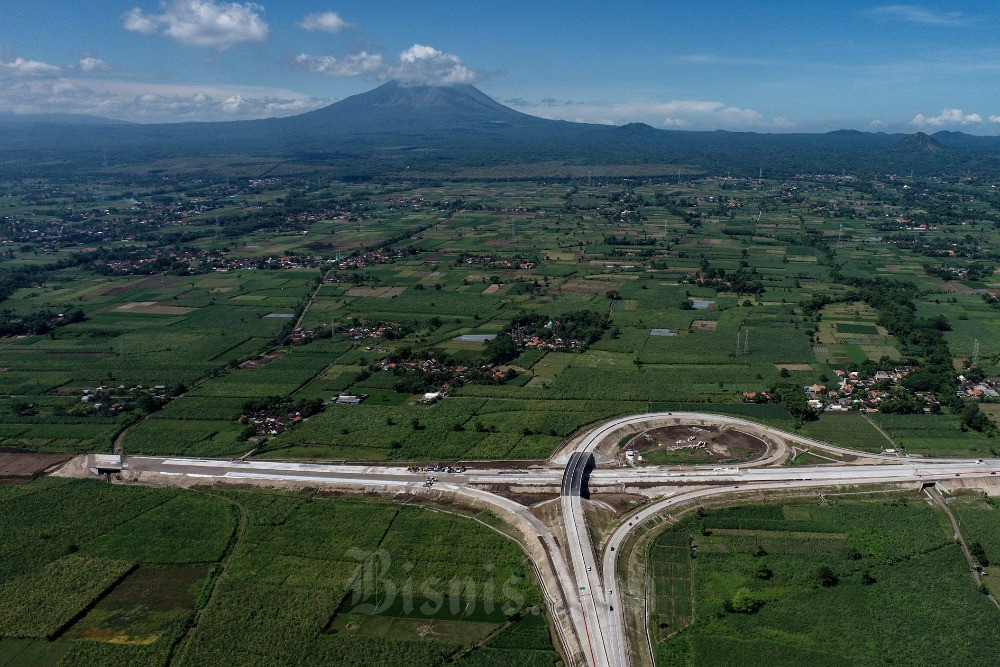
left=4, top=81, right=1000, bottom=179
left=893, top=131, right=952, bottom=154
left=0, top=112, right=129, bottom=126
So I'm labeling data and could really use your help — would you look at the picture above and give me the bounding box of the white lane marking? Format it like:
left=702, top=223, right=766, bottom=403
left=222, top=472, right=415, bottom=486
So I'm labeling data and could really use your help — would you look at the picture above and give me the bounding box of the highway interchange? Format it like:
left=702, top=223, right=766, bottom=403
left=84, top=411, right=1000, bottom=667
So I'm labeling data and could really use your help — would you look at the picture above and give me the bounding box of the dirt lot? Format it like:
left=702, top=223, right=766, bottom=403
left=84, top=275, right=184, bottom=302
left=939, top=281, right=976, bottom=294
left=555, top=280, right=621, bottom=295
left=690, top=320, right=717, bottom=331
left=80, top=278, right=143, bottom=301
left=345, top=286, right=406, bottom=297
left=624, top=425, right=767, bottom=465
left=474, top=484, right=557, bottom=506
left=114, top=301, right=196, bottom=315
left=240, top=349, right=285, bottom=369
left=0, top=449, right=72, bottom=478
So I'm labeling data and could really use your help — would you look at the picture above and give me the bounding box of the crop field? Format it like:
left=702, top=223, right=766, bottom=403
left=650, top=495, right=1000, bottom=666
left=2, top=175, right=998, bottom=463
left=0, top=478, right=557, bottom=666
left=868, top=413, right=996, bottom=457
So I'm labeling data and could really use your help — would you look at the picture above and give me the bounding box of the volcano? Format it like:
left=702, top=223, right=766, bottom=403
left=282, top=80, right=546, bottom=133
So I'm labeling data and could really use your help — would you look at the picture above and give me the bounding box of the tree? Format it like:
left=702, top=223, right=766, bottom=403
left=481, top=333, right=518, bottom=366
left=970, top=541, right=990, bottom=567
left=729, top=588, right=762, bottom=613
left=777, top=384, right=816, bottom=421
left=815, top=566, right=838, bottom=587
left=753, top=560, right=773, bottom=580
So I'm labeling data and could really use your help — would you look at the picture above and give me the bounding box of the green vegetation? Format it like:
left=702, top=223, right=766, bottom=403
left=1, top=174, right=998, bottom=460
left=649, top=496, right=1000, bottom=666
left=0, top=478, right=557, bottom=666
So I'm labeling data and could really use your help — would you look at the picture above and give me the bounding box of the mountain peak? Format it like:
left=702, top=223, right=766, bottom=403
left=618, top=122, right=658, bottom=133
left=291, top=81, right=541, bottom=132
left=894, top=131, right=952, bottom=154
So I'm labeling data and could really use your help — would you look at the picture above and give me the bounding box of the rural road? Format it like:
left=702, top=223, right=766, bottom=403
left=76, top=412, right=1000, bottom=667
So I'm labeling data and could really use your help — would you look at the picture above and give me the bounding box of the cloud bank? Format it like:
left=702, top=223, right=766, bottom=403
left=295, top=43, right=478, bottom=85
left=0, top=68, right=327, bottom=122
left=504, top=96, right=793, bottom=131
left=912, top=108, right=984, bottom=127
left=1, top=57, right=62, bottom=77
left=124, top=0, right=270, bottom=50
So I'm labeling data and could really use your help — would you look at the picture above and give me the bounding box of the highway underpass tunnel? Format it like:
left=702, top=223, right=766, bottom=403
left=581, top=452, right=595, bottom=499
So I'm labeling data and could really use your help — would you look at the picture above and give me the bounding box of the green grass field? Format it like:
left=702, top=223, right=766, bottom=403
left=650, top=495, right=1000, bottom=666
left=0, top=478, right=557, bottom=666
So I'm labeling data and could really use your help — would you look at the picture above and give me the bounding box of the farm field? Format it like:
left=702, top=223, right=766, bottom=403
left=1, top=175, right=998, bottom=462
left=649, top=494, right=1000, bottom=666
left=0, top=478, right=557, bottom=666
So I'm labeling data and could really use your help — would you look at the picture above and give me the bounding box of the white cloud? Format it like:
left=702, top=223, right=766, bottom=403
left=506, top=97, right=790, bottom=131
left=299, top=11, right=350, bottom=34
left=294, top=52, right=384, bottom=77
left=388, top=44, right=476, bottom=84
left=990, top=115, right=1000, bottom=124
left=295, top=43, right=477, bottom=85
left=0, top=57, right=62, bottom=77
left=124, top=1, right=270, bottom=50
left=868, top=5, right=969, bottom=26
left=912, top=108, right=983, bottom=126
left=123, top=7, right=159, bottom=34
left=0, top=76, right=327, bottom=122
left=78, top=57, right=110, bottom=73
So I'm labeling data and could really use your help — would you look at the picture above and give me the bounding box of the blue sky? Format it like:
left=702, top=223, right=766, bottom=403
left=1, top=1, right=998, bottom=132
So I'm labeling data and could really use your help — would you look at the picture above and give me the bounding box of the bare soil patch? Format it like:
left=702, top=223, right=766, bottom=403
left=0, top=449, right=72, bottom=478
left=556, top=280, right=621, bottom=295
left=625, top=425, right=767, bottom=465
left=81, top=279, right=142, bottom=301
left=345, top=286, right=406, bottom=298
left=589, top=493, right=647, bottom=514
left=775, top=363, right=813, bottom=371
left=690, top=320, right=717, bottom=331
left=472, top=484, right=556, bottom=506
left=939, top=281, right=975, bottom=294
left=239, top=349, right=285, bottom=369
left=114, top=302, right=196, bottom=315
